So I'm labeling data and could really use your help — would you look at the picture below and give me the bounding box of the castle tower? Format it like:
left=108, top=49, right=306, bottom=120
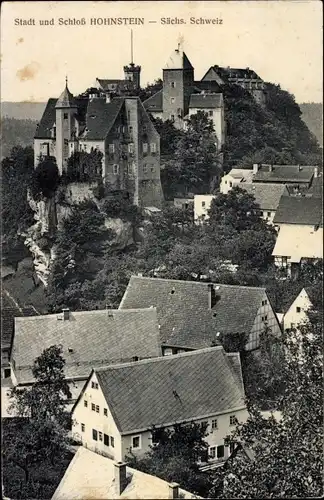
left=55, top=78, right=77, bottom=175
left=162, top=41, right=194, bottom=129
left=124, top=30, right=141, bottom=89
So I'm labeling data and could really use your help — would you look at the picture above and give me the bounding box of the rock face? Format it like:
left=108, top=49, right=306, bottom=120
left=25, top=182, right=134, bottom=286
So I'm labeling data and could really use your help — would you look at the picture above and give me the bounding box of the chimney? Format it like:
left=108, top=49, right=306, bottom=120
left=314, top=166, right=318, bottom=178
left=253, top=163, right=259, bottom=174
left=269, top=165, right=273, bottom=172
left=114, top=462, right=127, bottom=495
left=208, top=283, right=219, bottom=309
left=62, top=308, right=70, bottom=321
left=168, top=483, right=180, bottom=499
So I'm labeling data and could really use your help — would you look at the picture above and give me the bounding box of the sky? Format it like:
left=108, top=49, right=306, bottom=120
left=1, top=0, right=323, bottom=103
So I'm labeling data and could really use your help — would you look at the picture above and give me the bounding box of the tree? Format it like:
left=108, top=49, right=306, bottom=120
left=63, top=149, right=103, bottom=183
left=222, top=315, right=323, bottom=498
left=29, top=156, right=60, bottom=201
left=126, top=422, right=213, bottom=497
left=3, top=346, right=72, bottom=495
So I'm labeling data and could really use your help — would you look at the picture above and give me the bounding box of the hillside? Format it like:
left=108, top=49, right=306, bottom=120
left=1, top=101, right=46, bottom=120
left=1, top=117, right=37, bottom=159
left=299, top=102, right=323, bottom=147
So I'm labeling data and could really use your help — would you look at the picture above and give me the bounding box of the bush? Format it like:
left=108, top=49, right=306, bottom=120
left=30, top=157, right=60, bottom=200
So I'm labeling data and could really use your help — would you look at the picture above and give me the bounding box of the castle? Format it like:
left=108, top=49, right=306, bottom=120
left=34, top=41, right=267, bottom=207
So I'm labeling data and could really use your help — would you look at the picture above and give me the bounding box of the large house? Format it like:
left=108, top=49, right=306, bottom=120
left=252, top=163, right=318, bottom=188
left=194, top=183, right=288, bottom=224
left=52, top=446, right=200, bottom=499
left=10, top=308, right=162, bottom=403
left=71, top=347, right=248, bottom=464
left=119, top=276, right=282, bottom=352
left=220, top=168, right=255, bottom=194
left=34, top=88, right=163, bottom=208
left=143, top=44, right=226, bottom=148
left=272, top=196, right=323, bottom=276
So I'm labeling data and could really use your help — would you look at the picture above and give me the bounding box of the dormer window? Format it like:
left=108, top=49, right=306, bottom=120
left=64, top=113, right=68, bottom=119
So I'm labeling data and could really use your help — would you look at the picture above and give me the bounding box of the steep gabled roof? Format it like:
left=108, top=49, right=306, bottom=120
left=119, top=277, right=266, bottom=349
left=143, top=89, right=163, bottom=112
left=95, top=347, right=246, bottom=434
left=55, top=84, right=77, bottom=109
left=52, top=447, right=200, bottom=499
left=254, top=165, right=315, bottom=183
left=164, top=48, right=194, bottom=70
left=239, top=183, right=289, bottom=211
left=273, top=196, right=322, bottom=225
left=34, top=97, right=88, bottom=139
left=12, top=308, right=162, bottom=384
left=189, top=93, right=223, bottom=109
left=83, top=97, right=125, bottom=140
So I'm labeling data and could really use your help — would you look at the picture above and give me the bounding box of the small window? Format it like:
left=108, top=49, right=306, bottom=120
left=104, top=408, right=108, bottom=416
left=230, top=415, right=237, bottom=426
left=200, top=421, right=208, bottom=429
left=111, top=436, right=115, bottom=448
left=267, top=211, right=271, bottom=217
left=262, top=299, right=268, bottom=306
left=209, top=110, right=213, bottom=116
left=211, top=419, right=218, bottom=430
left=84, top=400, right=88, bottom=408
left=291, top=323, right=295, bottom=329
left=128, top=163, right=133, bottom=175
left=171, top=97, right=175, bottom=104
left=170, top=115, right=175, bottom=122
left=296, top=307, right=301, bottom=313
left=262, top=315, right=268, bottom=322
left=64, top=113, right=68, bottom=119
left=108, top=143, right=115, bottom=154
left=229, top=182, right=233, bottom=187
left=150, top=143, right=157, bottom=153
left=113, top=164, right=119, bottom=175
left=92, top=429, right=98, bottom=441
left=209, top=446, right=216, bottom=459
left=95, top=405, right=99, bottom=413
left=83, top=144, right=87, bottom=152
left=225, top=180, right=227, bottom=184
left=81, top=423, right=85, bottom=432
left=143, top=143, right=148, bottom=153
left=170, top=81, right=176, bottom=88
left=91, top=381, right=98, bottom=389
left=202, top=201, right=206, bottom=207
left=129, top=126, right=133, bottom=133
left=99, top=431, right=103, bottom=441
left=128, top=143, right=134, bottom=153
left=132, top=436, right=140, bottom=449
left=143, top=164, right=148, bottom=174
left=104, top=434, right=109, bottom=446
left=150, top=165, right=155, bottom=173
left=91, top=403, right=95, bottom=412
left=217, top=445, right=225, bottom=458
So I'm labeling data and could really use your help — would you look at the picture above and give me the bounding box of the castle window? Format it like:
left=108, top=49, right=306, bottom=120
left=209, top=447, right=216, bottom=459
left=64, top=139, right=69, bottom=146
left=128, top=143, right=134, bottom=154
left=170, top=82, right=176, bottom=88
left=143, top=143, right=148, bottom=153
left=209, top=110, right=213, bottom=116
left=64, top=113, right=68, bottom=119
left=129, top=126, right=133, bottom=133
left=296, top=307, right=301, bottom=313
left=108, top=143, right=115, bottom=154
left=113, top=164, right=119, bottom=175
left=171, top=97, right=175, bottom=104
left=128, top=163, right=133, bottom=175
left=92, top=429, right=98, bottom=441
left=150, top=143, right=156, bottom=153
left=81, top=423, right=85, bottom=432
left=143, top=164, right=148, bottom=174
left=150, top=165, right=155, bottom=173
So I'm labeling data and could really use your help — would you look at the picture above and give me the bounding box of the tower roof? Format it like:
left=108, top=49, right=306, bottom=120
left=164, top=46, right=194, bottom=70
left=55, top=81, right=77, bottom=108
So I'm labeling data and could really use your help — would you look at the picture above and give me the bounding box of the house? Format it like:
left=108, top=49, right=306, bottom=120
left=282, top=287, right=316, bottom=331
left=94, top=61, right=141, bottom=94
left=119, top=276, right=282, bottom=352
left=220, top=168, right=254, bottom=195
left=10, top=308, right=162, bottom=403
left=194, top=194, right=214, bottom=223
left=174, top=196, right=194, bottom=210
left=51, top=446, right=200, bottom=499
left=0, top=287, right=39, bottom=379
left=272, top=196, right=323, bottom=276
left=143, top=43, right=225, bottom=147
left=252, top=163, right=318, bottom=188
left=34, top=88, right=163, bottom=208
left=201, top=65, right=267, bottom=105
left=71, top=347, right=248, bottom=464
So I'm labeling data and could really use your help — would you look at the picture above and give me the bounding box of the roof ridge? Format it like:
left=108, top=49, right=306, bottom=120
left=130, top=275, right=266, bottom=291
left=14, top=307, right=157, bottom=322
left=95, top=346, right=224, bottom=372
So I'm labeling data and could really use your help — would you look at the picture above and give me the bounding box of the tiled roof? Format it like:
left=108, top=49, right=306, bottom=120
left=34, top=97, right=88, bottom=139
left=96, top=347, right=246, bottom=433
left=96, top=78, right=132, bottom=92
left=143, top=89, right=163, bottom=112
left=83, top=97, right=124, bottom=140
left=12, top=308, right=162, bottom=385
left=272, top=224, right=323, bottom=262
left=213, top=66, right=261, bottom=80
left=226, top=168, right=254, bottom=182
left=239, top=183, right=288, bottom=210
left=52, top=447, right=200, bottom=499
left=119, top=277, right=266, bottom=348
left=55, top=85, right=77, bottom=109
left=194, top=80, right=224, bottom=93
left=1, top=289, right=38, bottom=350
left=189, top=93, right=223, bottom=109
left=273, top=196, right=322, bottom=225
left=254, top=165, right=315, bottom=183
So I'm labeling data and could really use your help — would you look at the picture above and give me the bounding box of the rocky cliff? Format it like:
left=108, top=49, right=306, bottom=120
left=25, top=182, right=134, bottom=286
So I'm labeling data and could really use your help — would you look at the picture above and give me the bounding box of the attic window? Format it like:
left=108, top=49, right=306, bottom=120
left=170, top=288, right=175, bottom=295
left=68, top=348, right=74, bottom=353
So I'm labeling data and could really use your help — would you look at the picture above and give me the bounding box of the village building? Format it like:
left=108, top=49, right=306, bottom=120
left=252, top=163, right=319, bottom=189
left=281, top=287, right=316, bottom=332
left=52, top=446, right=200, bottom=499
left=220, top=168, right=255, bottom=194
left=71, top=347, right=248, bottom=465
left=119, top=276, right=282, bottom=352
left=9, top=308, right=162, bottom=404
left=272, top=196, right=323, bottom=276
left=34, top=85, right=163, bottom=208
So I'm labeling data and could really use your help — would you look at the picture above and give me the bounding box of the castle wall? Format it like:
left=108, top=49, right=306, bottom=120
left=34, top=138, right=56, bottom=167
